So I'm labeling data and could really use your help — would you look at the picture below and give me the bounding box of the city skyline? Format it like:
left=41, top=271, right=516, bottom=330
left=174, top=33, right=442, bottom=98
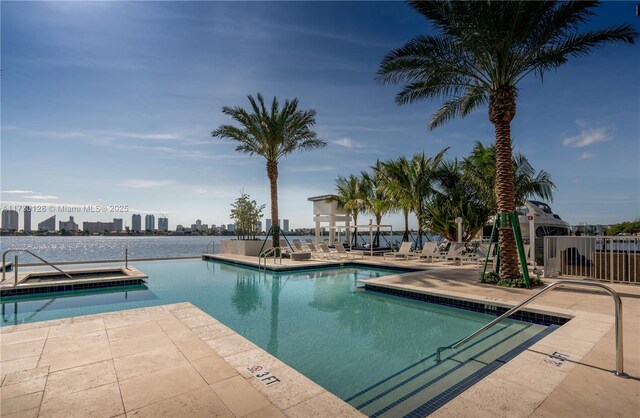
left=1, top=2, right=638, bottom=229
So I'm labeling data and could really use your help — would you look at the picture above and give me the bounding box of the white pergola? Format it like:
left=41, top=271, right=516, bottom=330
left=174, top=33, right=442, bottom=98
left=330, top=224, right=394, bottom=256
left=308, top=195, right=352, bottom=245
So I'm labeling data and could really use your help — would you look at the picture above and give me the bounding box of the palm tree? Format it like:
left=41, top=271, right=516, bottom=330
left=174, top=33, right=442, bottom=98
left=383, top=149, right=447, bottom=247
left=426, top=159, right=491, bottom=242
left=212, top=94, right=326, bottom=248
left=335, top=174, right=367, bottom=246
left=380, top=158, right=414, bottom=242
left=377, top=1, right=637, bottom=280
left=463, top=141, right=556, bottom=211
left=362, top=160, right=392, bottom=247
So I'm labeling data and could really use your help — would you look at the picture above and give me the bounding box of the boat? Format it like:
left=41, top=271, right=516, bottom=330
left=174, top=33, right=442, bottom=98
left=484, top=200, right=571, bottom=240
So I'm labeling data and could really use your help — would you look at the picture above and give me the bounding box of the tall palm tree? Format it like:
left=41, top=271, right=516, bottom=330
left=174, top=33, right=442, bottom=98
left=377, top=1, right=637, bottom=280
left=213, top=94, right=326, bottom=247
left=335, top=174, right=367, bottom=246
left=380, top=158, right=414, bottom=242
left=362, top=160, right=392, bottom=247
left=463, top=141, right=556, bottom=211
left=383, top=149, right=447, bottom=247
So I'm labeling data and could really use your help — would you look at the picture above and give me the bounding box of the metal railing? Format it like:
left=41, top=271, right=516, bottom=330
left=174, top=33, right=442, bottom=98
left=2, top=249, right=73, bottom=287
left=259, top=247, right=282, bottom=270
left=544, top=236, right=638, bottom=284
left=435, top=279, right=627, bottom=377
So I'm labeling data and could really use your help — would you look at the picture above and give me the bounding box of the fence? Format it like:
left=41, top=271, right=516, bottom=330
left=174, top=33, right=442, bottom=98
left=544, top=236, right=639, bottom=284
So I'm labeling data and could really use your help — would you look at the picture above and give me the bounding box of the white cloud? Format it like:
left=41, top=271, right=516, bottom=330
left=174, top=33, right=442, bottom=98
left=332, top=137, right=363, bottom=148
left=22, top=194, right=58, bottom=200
left=562, top=124, right=612, bottom=148
left=578, top=152, right=595, bottom=160
left=119, top=179, right=175, bottom=189
left=1, top=190, right=33, bottom=194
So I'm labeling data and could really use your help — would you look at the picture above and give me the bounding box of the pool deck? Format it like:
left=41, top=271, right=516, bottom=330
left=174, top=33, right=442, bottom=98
left=0, top=303, right=363, bottom=418
left=1, top=254, right=638, bottom=417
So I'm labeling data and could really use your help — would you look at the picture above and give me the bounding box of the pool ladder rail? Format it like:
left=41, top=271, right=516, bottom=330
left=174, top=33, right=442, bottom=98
left=259, top=247, right=283, bottom=270
left=1, top=249, right=74, bottom=287
left=435, top=279, right=628, bottom=378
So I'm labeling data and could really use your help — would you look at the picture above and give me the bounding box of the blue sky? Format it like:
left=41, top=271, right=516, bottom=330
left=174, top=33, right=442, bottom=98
left=1, top=1, right=638, bottom=230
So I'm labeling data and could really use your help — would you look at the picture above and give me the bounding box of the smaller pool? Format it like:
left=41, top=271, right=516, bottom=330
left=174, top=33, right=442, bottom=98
left=1, top=259, right=558, bottom=417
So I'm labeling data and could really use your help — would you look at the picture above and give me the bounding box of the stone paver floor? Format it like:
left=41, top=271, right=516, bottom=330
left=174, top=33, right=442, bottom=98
left=0, top=303, right=362, bottom=418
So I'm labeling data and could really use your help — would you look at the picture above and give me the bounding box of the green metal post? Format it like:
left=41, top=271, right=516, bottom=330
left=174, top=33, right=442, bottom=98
left=509, top=211, right=531, bottom=288
left=481, top=213, right=499, bottom=281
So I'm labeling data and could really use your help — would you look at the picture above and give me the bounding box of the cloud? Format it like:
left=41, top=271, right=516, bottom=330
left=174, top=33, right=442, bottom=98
left=578, top=152, right=595, bottom=160
left=119, top=179, right=175, bottom=189
left=1, top=190, right=33, bottom=194
left=22, top=194, right=58, bottom=200
left=562, top=124, right=612, bottom=148
left=332, top=137, right=363, bottom=149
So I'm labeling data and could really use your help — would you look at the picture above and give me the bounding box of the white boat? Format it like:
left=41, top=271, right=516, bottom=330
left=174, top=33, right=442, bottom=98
left=484, top=201, right=571, bottom=240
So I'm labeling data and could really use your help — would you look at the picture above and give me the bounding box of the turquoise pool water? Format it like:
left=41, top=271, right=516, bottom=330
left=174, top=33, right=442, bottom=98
left=1, top=259, right=549, bottom=416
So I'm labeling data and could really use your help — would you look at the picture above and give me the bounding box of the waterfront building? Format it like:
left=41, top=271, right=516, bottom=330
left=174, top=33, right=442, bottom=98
left=24, top=206, right=31, bottom=232
left=158, top=217, right=169, bottom=231
left=1, top=210, right=19, bottom=231
left=59, top=216, right=79, bottom=232
left=266, top=219, right=272, bottom=233
left=113, top=218, right=123, bottom=231
left=283, top=219, right=290, bottom=233
left=256, top=221, right=262, bottom=233
left=38, top=215, right=56, bottom=232
left=227, top=224, right=235, bottom=232
left=145, top=214, right=155, bottom=231
left=83, top=221, right=114, bottom=233
left=132, top=214, right=142, bottom=232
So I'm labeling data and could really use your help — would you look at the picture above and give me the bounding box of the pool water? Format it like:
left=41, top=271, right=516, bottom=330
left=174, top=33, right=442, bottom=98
left=1, top=259, right=550, bottom=416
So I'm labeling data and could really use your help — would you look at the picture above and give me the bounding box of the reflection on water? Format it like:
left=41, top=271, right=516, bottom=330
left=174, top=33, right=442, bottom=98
left=1, top=285, right=156, bottom=326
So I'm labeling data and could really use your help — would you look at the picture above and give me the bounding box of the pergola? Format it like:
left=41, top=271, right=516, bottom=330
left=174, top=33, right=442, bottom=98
left=330, top=224, right=394, bottom=256
left=308, top=195, right=352, bottom=245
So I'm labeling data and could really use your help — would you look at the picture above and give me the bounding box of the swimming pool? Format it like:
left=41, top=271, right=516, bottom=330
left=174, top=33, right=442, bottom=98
left=1, top=259, right=554, bottom=416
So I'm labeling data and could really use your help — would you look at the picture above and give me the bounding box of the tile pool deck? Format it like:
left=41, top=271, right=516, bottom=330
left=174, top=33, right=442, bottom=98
left=1, top=254, right=638, bottom=417
left=0, top=303, right=363, bottom=418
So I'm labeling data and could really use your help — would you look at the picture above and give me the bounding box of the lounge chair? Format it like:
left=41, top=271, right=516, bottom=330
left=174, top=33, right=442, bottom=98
left=318, top=242, right=345, bottom=260
left=304, top=242, right=325, bottom=259
left=293, top=239, right=309, bottom=251
left=383, top=242, right=416, bottom=260
left=415, top=242, right=438, bottom=263
left=461, top=244, right=493, bottom=267
left=335, top=243, right=364, bottom=259
left=433, top=243, right=465, bottom=265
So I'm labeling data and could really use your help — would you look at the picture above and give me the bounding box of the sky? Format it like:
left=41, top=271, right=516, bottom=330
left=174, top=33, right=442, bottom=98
left=1, top=1, right=639, bottom=230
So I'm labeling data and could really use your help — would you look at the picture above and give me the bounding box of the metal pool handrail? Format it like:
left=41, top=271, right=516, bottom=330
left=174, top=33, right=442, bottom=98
left=2, top=249, right=73, bottom=286
left=435, top=279, right=627, bottom=377
left=259, top=247, right=282, bottom=270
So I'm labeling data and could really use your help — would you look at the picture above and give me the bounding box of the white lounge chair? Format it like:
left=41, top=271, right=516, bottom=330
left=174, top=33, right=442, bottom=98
left=383, top=242, right=416, bottom=260
left=433, top=243, right=465, bottom=265
left=318, top=242, right=344, bottom=260
left=415, top=242, right=438, bottom=263
left=461, top=244, right=492, bottom=267
left=335, top=243, right=364, bottom=259
left=305, top=242, right=325, bottom=259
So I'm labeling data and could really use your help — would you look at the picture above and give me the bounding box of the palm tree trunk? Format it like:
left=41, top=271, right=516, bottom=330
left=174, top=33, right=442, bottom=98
left=267, top=160, right=280, bottom=250
left=375, top=214, right=382, bottom=247
left=402, top=208, right=409, bottom=241
left=353, top=212, right=358, bottom=247
left=489, top=87, right=520, bottom=280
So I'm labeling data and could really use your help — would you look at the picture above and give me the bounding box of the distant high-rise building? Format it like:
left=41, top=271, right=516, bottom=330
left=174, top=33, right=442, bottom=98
left=283, top=219, right=290, bottom=233
left=132, top=214, right=142, bottom=232
left=220, top=224, right=227, bottom=231
left=256, top=221, right=262, bottom=233
left=113, top=218, right=123, bottom=231
left=227, top=224, right=235, bottom=232
left=23, top=206, right=31, bottom=232
left=265, top=219, right=272, bottom=233
left=145, top=214, right=155, bottom=231
left=158, top=217, right=169, bottom=231
left=1, top=210, right=19, bottom=231
left=83, top=221, right=114, bottom=233
left=38, top=215, right=56, bottom=232
left=59, top=216, right=79, bottom=232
